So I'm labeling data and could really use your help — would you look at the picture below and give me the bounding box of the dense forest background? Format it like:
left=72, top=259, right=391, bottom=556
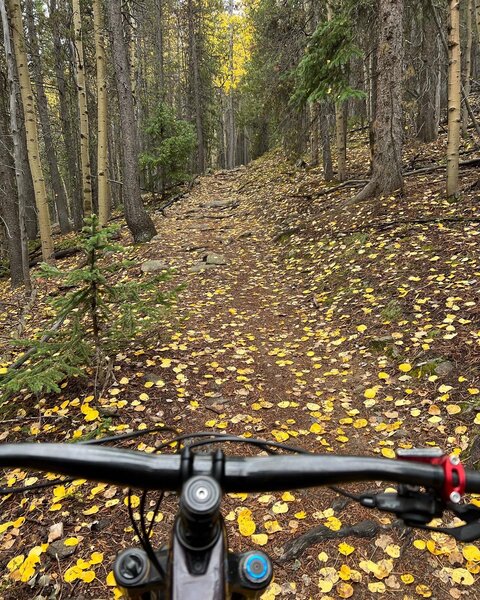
left=0, top=0, right=476, bottom=285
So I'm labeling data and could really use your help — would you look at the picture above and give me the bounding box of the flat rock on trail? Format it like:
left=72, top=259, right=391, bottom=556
left=2, top=152, right=480, bottom=598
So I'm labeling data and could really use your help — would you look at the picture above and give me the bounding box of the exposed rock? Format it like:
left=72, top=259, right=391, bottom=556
left=204, top=253, right=227, bottom=265
left=141, top=260, right=169, bottom=273
left=435, top=360, right=454, bottom=376
left=47, top=539, right=77, bottom=560
left=189, top=262, right=218, bottom=273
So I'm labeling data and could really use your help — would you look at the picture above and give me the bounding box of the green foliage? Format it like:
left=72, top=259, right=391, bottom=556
left=291, top=16, right=364, bottom=106
left=0, top=216, right=180, bottom=397
left=139, top=103, right=196, bottom=193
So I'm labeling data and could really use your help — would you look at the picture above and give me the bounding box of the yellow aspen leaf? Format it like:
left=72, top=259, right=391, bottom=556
left=251, top=533, right=268, bottom=546
left=318, top=551, right=328, bottom=562
left=124, top=495, right=140, bottom=508
left=258, top=494, right=273, bottom=504
left=451, top=568, right=474, bottom=585
left=353, top=418, right=368, bottom=429
left=337, top=582, right=354, bottom=598
left=139, top=393, right=149, bottom=402
left=90, top=552, right=103, bottom=565
left=309, top=422, right=324, bottom=434
left=306, top=402, right=320, bottom=411
left=318, top=580, right=333, bottom=593
left=413, top=539, right=426, bottom=550
left=281, top=491, right=295, bottom=502
left=364, top=387, right=377, bottom=399
left=106, top=571, right=117, bottom=586
left=264, top=520, right=282, bottom=533
left=105, top=499, right=120, bottom=507
left=7, top=555, right=24, bottom=572
left=64, top=537, right=79, bottom=547
left=338, top=542, right=355, bottom=556
left=438, top=384, right=453, bottom=393
left=385, top=544, right=400, bottom=558
left=401, top=573, right=414, bottom=584
left=338, top=564, right=351, bottom=581
left=398, top=363, right=412, bottom=373
left=271, top=430, right=289, bottom=442
left=82, top=505, right=99, bottom=515
left=368, top=582, right=386, bottom=593
left=357, top=325, right=367, bottom=333
left=144, top=381, right=154, bottom=388
left=468, top=388, right=479, bottom=395
left=272, top=502, right=289, bottom=514
left=415, top=584, right=432, bottom=597
left=446, top=405, right=461, bottom=415
left=295, top=511, right=307, bottom=519
left=381, top=448, right=396, bottom=459
left=64, top=565, right=83, bottom=583
left=49, top=503, right=62, bottom=511
left=79, top=570, right=95, bottom=583
left=324, top=516, right=341, bottom=531
left=462, top=545, right=480, bottom=562
left=119, top=377, right=129, bottom=385
left=238, top=508, right=256, bottom=536
left=378, top=372, right=390, bottom=380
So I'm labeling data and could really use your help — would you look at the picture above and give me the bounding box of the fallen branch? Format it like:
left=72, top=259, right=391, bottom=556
left=279, top=519, right=407, bottom=562
left=29, top=247, right=81, bottom=268
left=403, top=157, right=480, bottom=177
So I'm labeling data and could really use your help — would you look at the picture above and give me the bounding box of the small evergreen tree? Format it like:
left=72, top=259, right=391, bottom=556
left=291, top=15, right=364, bottom=106
left=0, top=216, right=179, bottom=397
left=139, top=103, right=196, bottom=194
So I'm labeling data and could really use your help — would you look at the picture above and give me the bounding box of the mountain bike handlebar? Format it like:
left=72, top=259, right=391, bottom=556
left=1, top=443, right=479, bottom=495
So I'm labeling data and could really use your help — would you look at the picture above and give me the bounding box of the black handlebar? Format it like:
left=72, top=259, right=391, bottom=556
left=1, top=443, right=480, bottom=494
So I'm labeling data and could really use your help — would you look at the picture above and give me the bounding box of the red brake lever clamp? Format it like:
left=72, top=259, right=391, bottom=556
left=396, top=448, right=466, bottom=503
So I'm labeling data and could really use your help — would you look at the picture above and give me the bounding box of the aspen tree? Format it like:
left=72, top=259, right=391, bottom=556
left=447, top=0, right=461, bottom=199
left=5, top=0, right=54, bottom=262
left=93, top=0, right=110, bottom=225
left=72, top=0, right=93, bottom=215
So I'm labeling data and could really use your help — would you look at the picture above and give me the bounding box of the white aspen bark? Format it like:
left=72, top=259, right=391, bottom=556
left=447, top=0, right=461, bottom=198
left=72, top=0, right=93, bottom=215
left=5, top=0, right=54, bottom=263
left=93, top=0, right=110, bottom=226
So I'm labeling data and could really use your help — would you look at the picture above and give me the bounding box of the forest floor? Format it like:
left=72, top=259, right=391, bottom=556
left=1, top=136, right=480, bottom=599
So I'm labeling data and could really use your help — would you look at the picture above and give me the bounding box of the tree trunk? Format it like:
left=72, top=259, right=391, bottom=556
left=327, top=2, right=347, bottom=182
left=154, top=0, right=164, bottom=100
left=0, top=0, right=35, bottom=254
left=93, top=0, right=110, bottom=226
left=106, top=0, right=157, bottom=242
left=25, top=0, right=71, bottom=234
left=447, top=0, right=461, bottom=199
left=320, top=104, right=334, bottom=181
left=463, top=0, right=473, bottom=136
left=310, top=104, right=319, bottom=167
left=72, top=0, right=92, bottom=217
left=50, top=0, right=83, bottom=230
left=417, top=1, right=440, bottom=142
left=5, top=0, right=54, bottom=262
left=187, top=0, right=206, bottom=173
left=0, top=30, right=29, bottom=288
left=354, top=0, right=404, bottom=202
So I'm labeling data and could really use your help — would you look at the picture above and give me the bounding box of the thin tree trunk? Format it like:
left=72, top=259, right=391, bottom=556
left=5, top=0, right=54, bottom=262
left=327, top=2, right=347, bottom=182
left=154, top=0, right=165, bottom=100
left=0, top=0, right=35, bottom=259
left=320, top=104, right=334, bottom=181
left=50, top=0, right=82, bottom=230
left=187, top=0, right=206, bottom=172
left=417, top=1, right=440, bottom=142
left=0, top=24, right=29, bottom=288
left=310, top=104, right=319, bottom=167
left=106, top=0, right=157, bottom=242
left=72, top=0, right=92, bottom=216
left=447, top=0, right=461, bottom=198
left=354, top=0, right=404, bottom=202
left=93, top=0, right=110, bottom=226
left=25, top=0, right=71, bottom=234
left=463, top=0, right=473, bottom=136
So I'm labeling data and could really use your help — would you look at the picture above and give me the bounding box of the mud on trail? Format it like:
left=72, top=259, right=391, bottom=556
left=1, top=149, right=480, bottom=598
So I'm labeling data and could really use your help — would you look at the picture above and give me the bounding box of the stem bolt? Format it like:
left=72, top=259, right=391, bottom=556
left=450, top=491, right=461, bottom=504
